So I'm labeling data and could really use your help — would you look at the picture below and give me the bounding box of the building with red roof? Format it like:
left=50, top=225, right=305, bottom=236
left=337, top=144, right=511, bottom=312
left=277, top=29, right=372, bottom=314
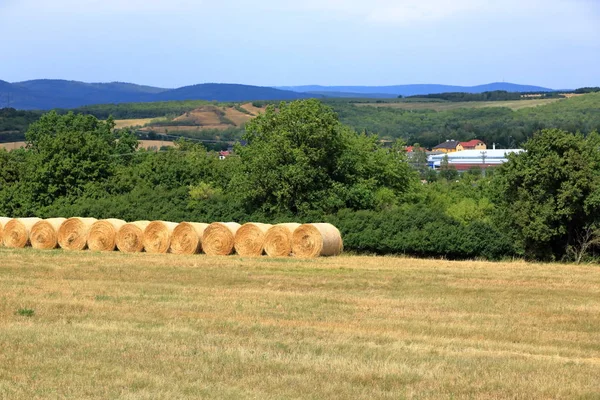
left=459, top=140, right=486, bottom=150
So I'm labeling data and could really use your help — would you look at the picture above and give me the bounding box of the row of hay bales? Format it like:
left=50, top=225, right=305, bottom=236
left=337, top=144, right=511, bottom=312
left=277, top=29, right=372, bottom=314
left=0, top=217, right=343, bottom=258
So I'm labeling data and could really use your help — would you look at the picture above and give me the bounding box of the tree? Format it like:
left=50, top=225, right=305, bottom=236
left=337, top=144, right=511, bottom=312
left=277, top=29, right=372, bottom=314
left=494, top=129, right=600, bottom=259
left=14, top=112, right=138, bottom=213
left=409, top=144, right=430, bottom=179
left=439, top=155, right=458, bottom=181
left=233, top=99, right=415, bottom=215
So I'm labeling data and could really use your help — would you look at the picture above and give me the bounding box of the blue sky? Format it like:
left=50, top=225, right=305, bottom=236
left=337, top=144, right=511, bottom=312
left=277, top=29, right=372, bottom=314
left=1, top=0, right=598, bottom=89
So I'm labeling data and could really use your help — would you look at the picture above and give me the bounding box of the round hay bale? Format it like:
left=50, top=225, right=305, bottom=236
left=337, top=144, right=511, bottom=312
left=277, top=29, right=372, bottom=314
left=3, top=218, right=42, bottom=248
left=170, top=222, right=209, bottom=255
left=116, top=221, right=151, bottom=253
left=58, top=217, right=98, bottom=251
left=234, top=222, right=272, bottom=256
left=88, top=219, right=127, bottom=252
left=291, top=223, right=343, bottom=258
left=0, top=217, right=12, bottom=247
left=202, top=222, right=241, bottom=256
left=30, top=218, right=67, bottom=250
left=264, top=223, right=301, bottom=257
left=143, top=221, right=179, bottom=254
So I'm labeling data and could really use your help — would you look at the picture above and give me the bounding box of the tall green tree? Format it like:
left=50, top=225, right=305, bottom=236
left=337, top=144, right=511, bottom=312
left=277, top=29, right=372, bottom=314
left=234, top=99, right=415, bottom=215
left=3, top=111, right=138, bottom=215
left=494, top=128, right=600, bottom=259
left=439, top=155, right=458, bottom=181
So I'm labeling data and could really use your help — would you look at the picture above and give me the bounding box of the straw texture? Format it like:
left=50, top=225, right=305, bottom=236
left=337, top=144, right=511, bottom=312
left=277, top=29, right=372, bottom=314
left=3, top=218, right=42, bottom=248
left=234, top=222, right=272, bottom=256
left=116, top=221, right=151, bottom=253
left=291, top=223, right=343, bottom=258
left=202, top=222, right=241, bottom=256
left=143, top=221, right=178, bottom=254
left=58, top=217, right=98, bottom=251
left=170, top=222, right=209, bottom=255
left=30, top=218, right=66, bottom=250
left=264, top=223, right=301, bottom=257
left=0, top=217, right=12, bottom=246
left=88, top=219, right=127, bottom=252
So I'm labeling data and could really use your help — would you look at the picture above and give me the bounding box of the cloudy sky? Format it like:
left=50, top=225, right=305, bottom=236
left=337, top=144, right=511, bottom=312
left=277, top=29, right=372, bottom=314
left=1, top=0, right=598, bottom=88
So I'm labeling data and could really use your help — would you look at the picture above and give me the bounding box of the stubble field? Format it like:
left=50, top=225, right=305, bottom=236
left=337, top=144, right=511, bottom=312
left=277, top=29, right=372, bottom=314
left=357, top=98, right=562, bottom=111
left=1, top=249, right=599, bottom=399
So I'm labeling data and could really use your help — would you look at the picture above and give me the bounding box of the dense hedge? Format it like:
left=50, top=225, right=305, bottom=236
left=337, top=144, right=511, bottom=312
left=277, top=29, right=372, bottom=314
left=328, top=207, right=515, bottom=260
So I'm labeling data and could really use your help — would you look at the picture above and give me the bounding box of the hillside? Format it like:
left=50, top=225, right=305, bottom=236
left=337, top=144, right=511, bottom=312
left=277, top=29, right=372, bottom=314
left=153, top=83, right=314, bottom=102
left=3, top=93, right=599, bottom=149
left=135, top=103, right=263, bottom=134
left=0, top=80, right=316, bottom=110
left=280, top=82, right=554, bottom=97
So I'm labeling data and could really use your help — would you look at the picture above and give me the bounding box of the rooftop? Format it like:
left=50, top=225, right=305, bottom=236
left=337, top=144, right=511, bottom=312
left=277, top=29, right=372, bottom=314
left=433, top=140, right=460, bottom=150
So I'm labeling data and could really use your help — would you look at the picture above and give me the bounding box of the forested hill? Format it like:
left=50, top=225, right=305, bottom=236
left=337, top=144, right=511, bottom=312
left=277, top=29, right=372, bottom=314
left=0, top=80, right=316, bottom=110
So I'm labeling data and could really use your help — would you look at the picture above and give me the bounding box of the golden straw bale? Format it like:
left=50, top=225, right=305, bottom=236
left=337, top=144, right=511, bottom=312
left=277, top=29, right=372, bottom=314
left=116, top=221, right=151, bottom=253
left=170, top=222, right=209, bottom=255
left=264, top=223, right=301, bottom=257
left=58, top=217, right=98, bottom=251
left=202, top=222, right=241, bottom=256
left=88, top=219, right=127, bottom=252
left=3, top=218, right=42, bottom=248
left=234, top=222, right=272, bottom=256
left=0, top=217, right=12, bottom=246
left=143, top=221, right=179, bottom=254
left=30, top=218, right=67, bottom=250
left=291, top=223, right=343, bottom=258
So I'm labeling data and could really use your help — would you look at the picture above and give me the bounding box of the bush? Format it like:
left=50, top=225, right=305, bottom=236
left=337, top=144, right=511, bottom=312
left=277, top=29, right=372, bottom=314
left=329, top=207, right=515, bottom=260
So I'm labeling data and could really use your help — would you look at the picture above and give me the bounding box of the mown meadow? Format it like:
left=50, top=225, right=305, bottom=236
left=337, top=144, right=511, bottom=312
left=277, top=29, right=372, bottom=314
left=1, top=249, right=599, bottom=399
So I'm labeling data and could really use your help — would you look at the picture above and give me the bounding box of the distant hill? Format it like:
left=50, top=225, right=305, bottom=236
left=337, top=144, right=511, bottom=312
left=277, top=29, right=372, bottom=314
left=0, top=78, right=558, bottom=110
left=153, top=83, right=314, bottom=102
left=0, top=80, right=317, bottom=110
left=279, top=82, right=555, bottom=97
left=306, top=91, right=398, bottom=99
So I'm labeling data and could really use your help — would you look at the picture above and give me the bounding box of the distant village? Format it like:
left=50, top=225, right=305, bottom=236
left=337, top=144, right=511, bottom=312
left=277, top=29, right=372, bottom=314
left=406, top=140, right=523, bottom=171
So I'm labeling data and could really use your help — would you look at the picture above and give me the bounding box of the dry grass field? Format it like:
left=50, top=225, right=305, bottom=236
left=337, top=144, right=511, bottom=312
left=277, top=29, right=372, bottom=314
left=1, top=249, right=599, bottom=399
left=112, top=118, right=165, bottom=129
left=0, top=142, right=26, bottom=151
left=358, top=98, right=562, bottom=111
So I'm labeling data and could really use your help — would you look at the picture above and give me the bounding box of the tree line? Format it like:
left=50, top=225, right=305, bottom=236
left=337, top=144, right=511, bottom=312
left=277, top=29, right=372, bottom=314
left=1, top=99, right=599, bottom=262
left=3, top=93, right=600, bottom=151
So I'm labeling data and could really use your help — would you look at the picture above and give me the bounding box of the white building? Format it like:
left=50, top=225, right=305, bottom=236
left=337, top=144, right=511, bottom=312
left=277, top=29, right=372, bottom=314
left=428, top=149, right=524, bottom=171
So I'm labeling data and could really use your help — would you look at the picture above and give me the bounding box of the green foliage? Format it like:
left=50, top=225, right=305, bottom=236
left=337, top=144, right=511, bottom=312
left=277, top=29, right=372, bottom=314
left=439, top=155, right=458, bottom=181
left=409, top=90, right=524, bottom=102
left=329, top=93, right=600, bottom=148
left=16, top=308, right=35, bottom=317
left=234, top=99, right=415, bottom=215
left=3, top=99, right=599, bottom=262
left=494, top=129, right=600, bottom=260
left=328, top=207, right=514, bottom=260
left=0, top=108, right=42, bottom=142
left=68, top=100, right=213, bottom=119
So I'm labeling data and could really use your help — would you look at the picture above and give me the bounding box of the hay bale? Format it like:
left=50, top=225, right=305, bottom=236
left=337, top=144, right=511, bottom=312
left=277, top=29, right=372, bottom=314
left=0, top=217, right=12, bottom=247
left=202, top=222, right=241, bottom=256
left=3, top=218, right=42, bottom=248
left=264, top=223, right=301, bottom=257
left=170, top=222, right=209, bottom=255
left=143, top=221, right=178, bottom=254
left=88, top=219, right=127, bottom=252
left=116, top=221, right=151, bottom=253
left=30, top=218, right=67, bottom=250
left=234, top=222, right=272, bottom=256
left=58, top=217, right=98, bottom=251
left=291, top=223, right=343, bottom=258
